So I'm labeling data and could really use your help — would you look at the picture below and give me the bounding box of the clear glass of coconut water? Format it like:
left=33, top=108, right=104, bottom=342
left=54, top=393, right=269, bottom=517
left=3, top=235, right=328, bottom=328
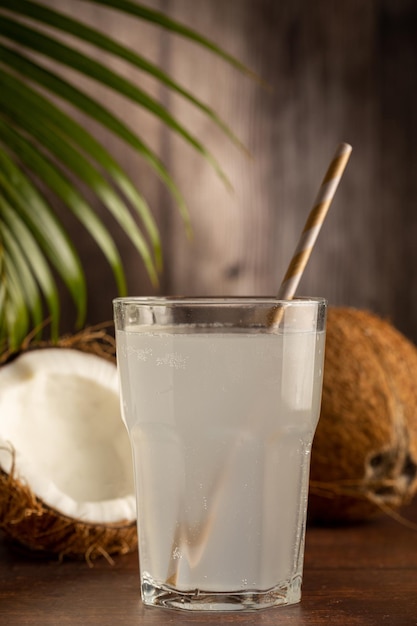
left=113, top=297, right=327, bottom=612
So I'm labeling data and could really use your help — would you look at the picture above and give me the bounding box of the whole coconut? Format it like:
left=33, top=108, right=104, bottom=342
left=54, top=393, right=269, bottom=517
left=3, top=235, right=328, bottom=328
left=309, top=307, right=417, bottom=523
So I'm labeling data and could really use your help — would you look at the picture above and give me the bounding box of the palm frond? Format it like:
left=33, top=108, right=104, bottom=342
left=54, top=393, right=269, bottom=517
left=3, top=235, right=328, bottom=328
left=0, top=70, right=162, bottom=271
left=0, top=119, right=128, bottom=296
left=0, top=148, right=87, bottom=326
left=0, top=0, right=249, bottom=354
left=0, top=16, right=231, bottom=188
left=0, top=218, right=44, bottom=334
left=0, top=80, right=159, bottom=286
left=1, top=0, right=247, bottom=153
left=0, top=192, right=60, bottom=339
left=0, top=45, right=192, bottom=232
left=81, top=0, right=255, bottom=77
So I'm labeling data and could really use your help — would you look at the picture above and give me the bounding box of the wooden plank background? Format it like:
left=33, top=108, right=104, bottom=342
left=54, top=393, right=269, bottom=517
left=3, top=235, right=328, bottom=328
left=39, top=0, right=417, bottom=342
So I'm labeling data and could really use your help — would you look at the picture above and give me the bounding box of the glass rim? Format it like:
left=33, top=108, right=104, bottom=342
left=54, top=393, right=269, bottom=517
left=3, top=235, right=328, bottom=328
left=113, top=296, right=327, bottom=307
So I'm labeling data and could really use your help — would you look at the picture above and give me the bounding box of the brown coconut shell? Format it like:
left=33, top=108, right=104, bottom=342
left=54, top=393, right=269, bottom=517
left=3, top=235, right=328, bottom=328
left=309, top=307, right=417, bottom=523
left=0, top=324, right=138, bottom=562
left=0, top=457, right=137, bottom=564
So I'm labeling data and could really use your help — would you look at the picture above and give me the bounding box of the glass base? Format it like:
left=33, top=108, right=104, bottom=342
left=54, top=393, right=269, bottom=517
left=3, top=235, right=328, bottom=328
left=141, top=574, right=302, bottom=611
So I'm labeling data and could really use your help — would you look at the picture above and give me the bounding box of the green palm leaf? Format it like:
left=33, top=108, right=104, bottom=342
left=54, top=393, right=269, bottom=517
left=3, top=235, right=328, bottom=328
left=0, top=0, right=246, bottom=153
left=0, top=16, right=231, bottom=189
left=0, top=239, right=30, bottom=352
left=0, top=218, right=43, bottom=335
left=82, top=0, right=255, bottom=77
left=0, top=192, right=60, bottom=342
left=0, top=70, right=162, bottom=271
left=0, top=46, right=192, bottom=231
left=0, top=119, right=128, bottom=296
left=0, top=82, right=159, bottom=285
left=0, top=0, right=249, bottom=354
left=0, top=149, right=87, bottom=327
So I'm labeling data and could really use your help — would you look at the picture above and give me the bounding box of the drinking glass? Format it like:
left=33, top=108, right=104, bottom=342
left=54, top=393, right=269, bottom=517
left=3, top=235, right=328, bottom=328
left=113, top=297, right=327, bottom=611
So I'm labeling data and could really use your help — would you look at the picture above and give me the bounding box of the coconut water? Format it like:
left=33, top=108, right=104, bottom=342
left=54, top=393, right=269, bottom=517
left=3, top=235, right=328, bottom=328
left=116, top=326, right=325, bottom=606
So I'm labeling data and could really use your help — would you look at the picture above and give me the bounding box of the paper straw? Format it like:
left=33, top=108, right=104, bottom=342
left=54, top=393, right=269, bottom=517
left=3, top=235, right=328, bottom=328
left=167, top=144, right=353, bottom=586
left=277, top=142, right=352, bottom=300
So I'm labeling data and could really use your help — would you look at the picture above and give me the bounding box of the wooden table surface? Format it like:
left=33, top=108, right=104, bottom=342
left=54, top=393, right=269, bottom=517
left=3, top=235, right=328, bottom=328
left=1, top=500, right=417, bottom=626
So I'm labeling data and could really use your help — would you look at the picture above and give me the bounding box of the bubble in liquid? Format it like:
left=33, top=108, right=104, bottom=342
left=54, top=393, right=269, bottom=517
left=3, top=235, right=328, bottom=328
left=156, top=352, right=188, bottom=369
left=127, top=345, right=152, bottom=361
left=172, top=546, right=182, bottom=560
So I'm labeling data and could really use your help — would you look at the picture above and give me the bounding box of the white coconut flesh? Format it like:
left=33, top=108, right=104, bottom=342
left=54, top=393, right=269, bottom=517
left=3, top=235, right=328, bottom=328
left=0, top=348, right=136, bottom=525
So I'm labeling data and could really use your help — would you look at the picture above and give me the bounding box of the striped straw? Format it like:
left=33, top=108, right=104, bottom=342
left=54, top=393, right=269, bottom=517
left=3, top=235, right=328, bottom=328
left=277, top=142, right=352, bottom=300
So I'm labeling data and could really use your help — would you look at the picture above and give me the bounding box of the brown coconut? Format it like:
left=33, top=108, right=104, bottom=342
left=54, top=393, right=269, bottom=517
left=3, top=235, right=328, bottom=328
left=0, top=461, right=137, bottom=564
left=0, top=324, right=137, bottom=563
left=309, top=307, right=417, bottom=523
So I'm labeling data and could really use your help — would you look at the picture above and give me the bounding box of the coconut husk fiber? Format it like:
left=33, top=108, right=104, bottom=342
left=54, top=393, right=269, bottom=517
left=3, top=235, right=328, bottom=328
left=0, top=321, right=118, bottom=366
left=0, top=450, right=137, bottom=564
left=0, top=324, right=138, bottom=563
left=309, top=307, right=417, bottom=523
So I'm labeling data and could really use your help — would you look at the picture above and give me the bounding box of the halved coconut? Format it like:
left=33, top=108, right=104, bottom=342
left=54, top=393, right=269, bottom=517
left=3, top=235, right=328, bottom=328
left=0, top=337, right=137, bottom=562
